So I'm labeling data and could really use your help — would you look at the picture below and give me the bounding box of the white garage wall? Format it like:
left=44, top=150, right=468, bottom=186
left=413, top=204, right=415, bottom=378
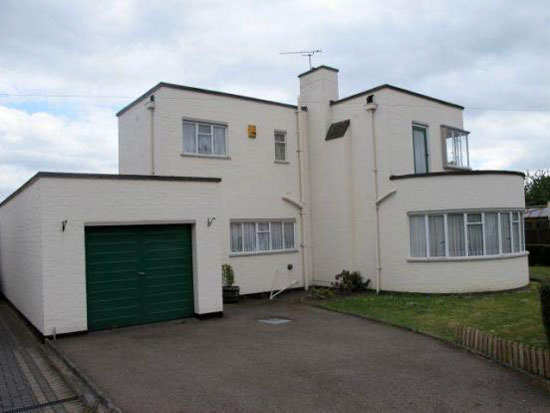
left=0, top=179, right=45, bottom=332
left=36, top=175, right=223, bottom=335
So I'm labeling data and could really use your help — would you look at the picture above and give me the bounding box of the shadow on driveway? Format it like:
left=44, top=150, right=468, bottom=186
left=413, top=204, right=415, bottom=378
left=57, top=292, right=550, bottom=412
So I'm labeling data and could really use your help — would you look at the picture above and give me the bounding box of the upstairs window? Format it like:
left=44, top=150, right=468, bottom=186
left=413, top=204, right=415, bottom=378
left=274, top=131, right=286, bottom=162
left=183, top=120, right=227, bottom=157
left=412, top=125, right=429, bottom=174
left=442, top=125, right=470, bottom=169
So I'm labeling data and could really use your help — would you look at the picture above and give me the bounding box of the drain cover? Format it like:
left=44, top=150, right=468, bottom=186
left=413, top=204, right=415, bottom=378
left=258, top=317, right=291, bottom=325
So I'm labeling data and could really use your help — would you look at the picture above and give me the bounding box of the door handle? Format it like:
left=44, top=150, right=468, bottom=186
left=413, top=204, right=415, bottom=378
left=137, top=272, right=146, bottom=276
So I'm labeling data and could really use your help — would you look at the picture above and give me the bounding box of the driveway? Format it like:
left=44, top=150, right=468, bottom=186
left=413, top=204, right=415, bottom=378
left=57, top=292, right=550, bottom=412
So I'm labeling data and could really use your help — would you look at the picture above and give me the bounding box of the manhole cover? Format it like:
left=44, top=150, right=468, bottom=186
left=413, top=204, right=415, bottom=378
left=258, top=318, right=291, bottom=325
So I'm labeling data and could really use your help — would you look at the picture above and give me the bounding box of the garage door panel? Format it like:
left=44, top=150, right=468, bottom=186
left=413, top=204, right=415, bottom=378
left=86, top=225, right=194, bottom=331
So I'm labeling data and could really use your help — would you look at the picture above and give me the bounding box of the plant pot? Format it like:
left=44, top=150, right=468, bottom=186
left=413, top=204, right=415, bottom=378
left=223, top=286, right=240, bottom=303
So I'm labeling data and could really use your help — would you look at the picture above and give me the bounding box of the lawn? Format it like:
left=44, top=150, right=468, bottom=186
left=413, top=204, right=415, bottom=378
left=529, top=266, right=550, bottom=283
left=317, top=268, right=549, bottom=349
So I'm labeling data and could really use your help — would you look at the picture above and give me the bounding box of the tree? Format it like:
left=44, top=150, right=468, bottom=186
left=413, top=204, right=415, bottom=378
left=524, top=170, right=550, bottom=206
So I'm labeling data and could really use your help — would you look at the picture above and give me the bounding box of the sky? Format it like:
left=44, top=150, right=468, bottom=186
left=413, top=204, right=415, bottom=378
left=1, top=0, right=549, bottom=200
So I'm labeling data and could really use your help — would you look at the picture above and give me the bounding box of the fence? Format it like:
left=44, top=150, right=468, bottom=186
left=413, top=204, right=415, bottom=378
left=455, top=325, right=550, bottom=379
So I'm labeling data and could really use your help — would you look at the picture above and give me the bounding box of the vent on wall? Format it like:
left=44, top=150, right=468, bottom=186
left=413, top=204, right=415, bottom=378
left=325, top=119, right=350, bottom=141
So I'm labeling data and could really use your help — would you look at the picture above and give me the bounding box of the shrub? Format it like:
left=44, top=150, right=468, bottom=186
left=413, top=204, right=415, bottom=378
left=310, top=287, right=334, bottom=300
left=331, top=270, right=370, bottom=293
left=222, top=264, right=235, bottom=287
left=540, top=280, right=550, bottom=345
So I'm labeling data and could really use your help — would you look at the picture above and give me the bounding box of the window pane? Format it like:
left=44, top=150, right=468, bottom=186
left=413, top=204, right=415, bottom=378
left=468, top=224, right=483, bottom=256
left=448, top=214, right=465, bottom=257
left=413, top=127, right=428, bottom=174
left=243, top=223, right=256, bottom=252
left=275, top=132, right=285, bottom=143
left=275, top=142, right=286, bottom=161
left=519, top=213, right=524, bottom=251
left=183, top=122, right=196, bottom=153
left=467, top=213, right=482, bottom=223
left=271, top=222, right=283, bottom=250
left=230, top=223, right=242, bottom=253
left=512, top=221, right=520, bottom=252
left=258, top=232, right=270, bottom=251
left=213, top=126, right=226, bottom=155
left=484, top=213, right=499, bottom=255
left=198, top=124, right=211, bottom=134
left=198, top=134, right=212, bottom=154
left=500, top=213, right=511, bottom=253
left=429, top=215, right=445, bottom=257
left=409, top=215, right=426, bottom=257
left=284, top=222, right=295, bottom=249
left=257, top=222, right=269, bottom=232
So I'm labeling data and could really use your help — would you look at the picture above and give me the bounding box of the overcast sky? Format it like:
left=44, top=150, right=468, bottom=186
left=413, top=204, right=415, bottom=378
left=1, top=0, right=549, bottom=200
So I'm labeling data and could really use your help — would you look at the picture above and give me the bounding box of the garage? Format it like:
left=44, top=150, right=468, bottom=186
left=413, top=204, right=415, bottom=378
left=85, top=224, right=195, bottom=331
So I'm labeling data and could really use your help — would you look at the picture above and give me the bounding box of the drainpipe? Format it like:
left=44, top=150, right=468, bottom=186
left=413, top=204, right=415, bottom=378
left=366, top=100, right=381, bottom=293
left=145, top=95, right=156, bottom=175
left=295, top=102, right=309, bottom=290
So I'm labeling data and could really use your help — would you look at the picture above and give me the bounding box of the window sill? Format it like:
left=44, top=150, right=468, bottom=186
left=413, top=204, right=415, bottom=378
left=229, top=249, right=299, bottom=258
left=274, top=160, right=290, bottom=164
left=407, top=251, right=528, bottom=263
left=181, top=153, right=231, bottom=160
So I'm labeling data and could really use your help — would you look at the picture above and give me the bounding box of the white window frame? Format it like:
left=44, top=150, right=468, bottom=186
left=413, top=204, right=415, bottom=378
left=441, top=125, right=470, bottom=170
left=182, top=120, right=227, bottom=157
left=409, top=210, right=526, bottom=260
left=274, top=131, right=287, bottom=162
left=229, top=220, right=296, bottom=256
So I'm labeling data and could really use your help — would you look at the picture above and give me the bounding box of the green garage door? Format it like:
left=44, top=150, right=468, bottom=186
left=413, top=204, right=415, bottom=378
left=85, top=225, right=194, bottom=331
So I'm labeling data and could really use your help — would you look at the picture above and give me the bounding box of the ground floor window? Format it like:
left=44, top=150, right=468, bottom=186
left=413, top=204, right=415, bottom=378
left=230, top=220, right=295, bottom=254
left=409, top=210, right=525, bottom=258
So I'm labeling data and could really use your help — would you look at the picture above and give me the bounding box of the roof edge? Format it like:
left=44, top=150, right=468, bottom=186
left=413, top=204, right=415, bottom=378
left=0, top=172, right=222, bottom=208
left=116, top=82, right=299, bottom=117
left=330, top=84, right=465, bottom=110
left=389, top=170, right=524, bottom=180
left=298, top=65, right=339, bottom=78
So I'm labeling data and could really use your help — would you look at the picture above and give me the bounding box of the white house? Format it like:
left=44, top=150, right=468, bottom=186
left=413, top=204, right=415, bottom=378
left=0, top=66, right=528, bottom=336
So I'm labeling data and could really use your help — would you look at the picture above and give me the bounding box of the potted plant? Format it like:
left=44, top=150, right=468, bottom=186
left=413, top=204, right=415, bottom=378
left=222, top=264, right=240, bottom=303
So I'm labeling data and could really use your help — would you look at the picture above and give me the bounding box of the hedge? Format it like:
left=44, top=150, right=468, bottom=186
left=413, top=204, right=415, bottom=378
left=540, top=280, right=550, bottom=346
left=526, top=244, right=550, bottom=266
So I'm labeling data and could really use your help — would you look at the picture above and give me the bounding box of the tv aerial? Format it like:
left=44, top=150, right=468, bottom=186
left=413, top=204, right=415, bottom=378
left=279, top=49, right=322, bottom=69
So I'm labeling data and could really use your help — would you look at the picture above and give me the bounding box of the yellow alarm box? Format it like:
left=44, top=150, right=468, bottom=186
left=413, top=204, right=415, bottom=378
left=248, top=124, right=257, bottom=139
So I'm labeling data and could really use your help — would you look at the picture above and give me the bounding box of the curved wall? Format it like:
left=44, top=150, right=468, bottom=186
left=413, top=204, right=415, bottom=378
left=379, top=173, right=528, bottom=293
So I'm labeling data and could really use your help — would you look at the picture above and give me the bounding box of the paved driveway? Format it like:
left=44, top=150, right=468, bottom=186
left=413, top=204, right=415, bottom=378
left=57, top=293, right=550, bottom=412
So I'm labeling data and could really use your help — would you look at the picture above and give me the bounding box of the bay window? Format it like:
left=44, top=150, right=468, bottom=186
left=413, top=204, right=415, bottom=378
left=409, top=210, right=525, bottom=259
left=441, top=125, right=470, bottom=169
left=230, top=220, right=296, bottom=255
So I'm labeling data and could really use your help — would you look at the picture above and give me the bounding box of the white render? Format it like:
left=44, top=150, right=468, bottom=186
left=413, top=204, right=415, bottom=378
left=1, top=175, right=223, bottom=335
left=0, top=65, right=528, bottom=334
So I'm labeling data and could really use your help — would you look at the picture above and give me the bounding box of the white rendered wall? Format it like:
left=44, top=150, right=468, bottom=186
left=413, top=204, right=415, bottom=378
left=119, top=88, right=306, bottom=294
left=0, top=181, right=45, bottom=332
left=38, top=177, right=223, bottom=335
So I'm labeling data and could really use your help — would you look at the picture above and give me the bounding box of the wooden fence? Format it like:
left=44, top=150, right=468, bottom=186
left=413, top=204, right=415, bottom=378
left=455, top=325, right=550, bottom=379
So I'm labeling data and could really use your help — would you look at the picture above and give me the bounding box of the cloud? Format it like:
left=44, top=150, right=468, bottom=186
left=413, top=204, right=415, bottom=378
left=0, top=0, right=549, bottom=200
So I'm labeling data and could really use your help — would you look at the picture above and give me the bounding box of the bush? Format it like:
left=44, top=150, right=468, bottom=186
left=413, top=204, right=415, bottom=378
left=527, top=245, right=550, bottom=266
left=541, top=280, right=550, bottom=346
left=310, top=287, right=334, bottom=300
left=331, top=270, right=370, bottom=293
left=222, top=264, right=235, bottom=287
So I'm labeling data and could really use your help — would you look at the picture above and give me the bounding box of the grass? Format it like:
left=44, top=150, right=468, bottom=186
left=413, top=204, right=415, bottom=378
left=317, top=272, right=549, bottom=349
left=529, top=266, right=550, bottom=283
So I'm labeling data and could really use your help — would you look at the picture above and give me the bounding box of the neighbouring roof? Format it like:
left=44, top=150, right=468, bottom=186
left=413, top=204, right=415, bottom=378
left=0, top=172, right=221, bottom=208
left=116, top=82, right=300, bottom=117
left=330, top=84, right=465, bottom=110
left=325, top=119, right=350, bottom=140
left=389, top=170, right=525, bottom=180
left=525, top=206, right=550, bottom=219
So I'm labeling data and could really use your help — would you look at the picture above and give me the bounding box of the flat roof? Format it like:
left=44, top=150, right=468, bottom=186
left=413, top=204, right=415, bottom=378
left=0, top=172, right=221, bottom=208
left=331, top=84, right=465, bottom=110
left=389, top=170, right=524, bottom=180
left=116, top=82, right=300, bottom=117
